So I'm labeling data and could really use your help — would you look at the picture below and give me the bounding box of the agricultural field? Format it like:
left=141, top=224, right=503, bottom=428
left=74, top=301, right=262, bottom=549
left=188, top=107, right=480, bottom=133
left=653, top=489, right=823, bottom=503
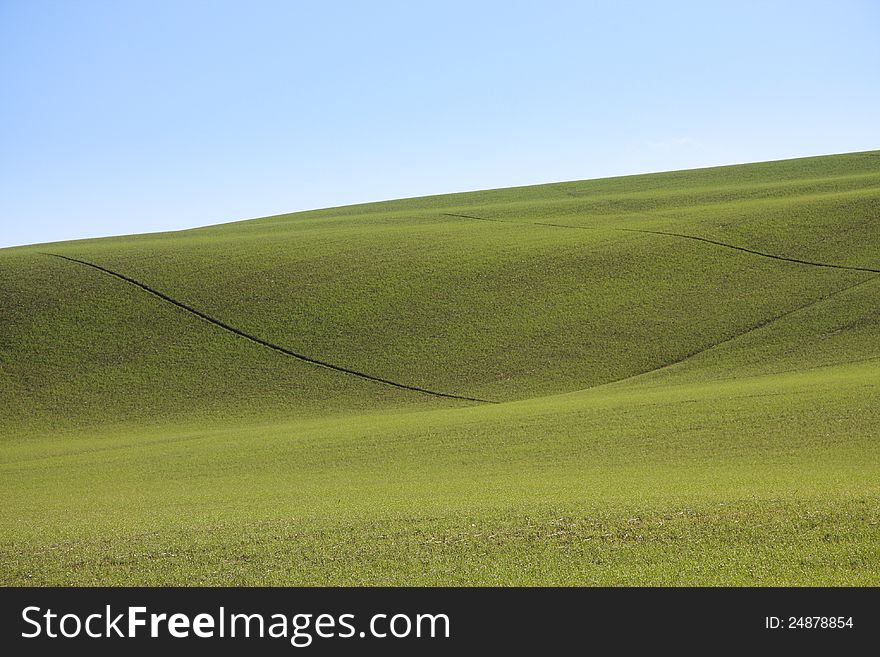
left=1, top=150, right=878, bottom=585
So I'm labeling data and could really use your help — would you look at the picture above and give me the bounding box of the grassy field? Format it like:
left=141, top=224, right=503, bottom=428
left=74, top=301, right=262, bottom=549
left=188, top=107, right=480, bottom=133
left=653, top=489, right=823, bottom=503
left=1, top=150, right=878, bottom=585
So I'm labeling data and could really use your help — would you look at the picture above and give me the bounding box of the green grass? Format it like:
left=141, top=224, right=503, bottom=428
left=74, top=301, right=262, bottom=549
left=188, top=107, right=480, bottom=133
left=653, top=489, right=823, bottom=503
left=1, top=150, right=879, bottom=584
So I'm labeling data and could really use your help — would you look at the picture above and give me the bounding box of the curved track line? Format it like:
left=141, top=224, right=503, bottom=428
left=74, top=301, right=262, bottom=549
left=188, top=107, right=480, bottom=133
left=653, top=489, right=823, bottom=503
left=44, top=253, right=496, bottom=405
left=442, top=210, right=880, bottom=391
left=442, top=212, right=505, bottom=223
left=442, top=213, right=880, bottom=273
left=617, top=228, right=880, bottom=273
left=594, top=274, right=880, bottom=389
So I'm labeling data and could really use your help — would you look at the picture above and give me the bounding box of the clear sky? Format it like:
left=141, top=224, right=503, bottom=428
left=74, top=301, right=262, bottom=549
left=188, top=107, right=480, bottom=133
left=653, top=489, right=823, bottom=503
left=1, top=0, right=878, bottom=248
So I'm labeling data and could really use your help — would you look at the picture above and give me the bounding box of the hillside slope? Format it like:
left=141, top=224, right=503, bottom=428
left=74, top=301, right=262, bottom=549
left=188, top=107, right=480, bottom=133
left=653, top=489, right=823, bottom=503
left=1, top=151, right=878, bottom=584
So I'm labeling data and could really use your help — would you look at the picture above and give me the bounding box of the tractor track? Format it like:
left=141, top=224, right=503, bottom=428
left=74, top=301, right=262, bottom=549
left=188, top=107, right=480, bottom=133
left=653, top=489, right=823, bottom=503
left=44, top=252, right=497, bottom=405
left=442, top=213, right=880, bottom=273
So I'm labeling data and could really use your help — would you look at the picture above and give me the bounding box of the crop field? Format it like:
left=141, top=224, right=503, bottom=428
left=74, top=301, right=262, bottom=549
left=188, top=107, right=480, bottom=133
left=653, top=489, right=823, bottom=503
left=1, top=151, right=878, bottom=585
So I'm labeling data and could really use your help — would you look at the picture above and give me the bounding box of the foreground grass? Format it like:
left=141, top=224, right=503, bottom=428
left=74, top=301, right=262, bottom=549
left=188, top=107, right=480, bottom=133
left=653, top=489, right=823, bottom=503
left=2, top=361, right=877, bottom=584
left=4, top=502, right=877, bottom=586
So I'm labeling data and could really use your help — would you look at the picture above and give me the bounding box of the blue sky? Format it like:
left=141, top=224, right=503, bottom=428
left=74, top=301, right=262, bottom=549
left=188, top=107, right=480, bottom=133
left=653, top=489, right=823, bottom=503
left=1, top=0, right=878, bottom=248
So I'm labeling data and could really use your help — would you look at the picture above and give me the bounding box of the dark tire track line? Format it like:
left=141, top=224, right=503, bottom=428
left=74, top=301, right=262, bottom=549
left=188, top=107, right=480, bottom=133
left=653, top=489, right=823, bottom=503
left=442, top=210, right=880, bottom=390
left=442, top=212, right=506, bottom=224
left=442, top=213, right=880, bottom=273
left=596, top=273, right=880, bottom=388
left=44, top=253, right=496, bottom=405
left=616, top=228, right=880, bottom=274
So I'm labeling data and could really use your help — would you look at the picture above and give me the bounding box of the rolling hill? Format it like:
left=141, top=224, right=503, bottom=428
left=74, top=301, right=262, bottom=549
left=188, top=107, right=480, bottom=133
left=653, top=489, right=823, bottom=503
left=1, top=150, right=878, bottom=584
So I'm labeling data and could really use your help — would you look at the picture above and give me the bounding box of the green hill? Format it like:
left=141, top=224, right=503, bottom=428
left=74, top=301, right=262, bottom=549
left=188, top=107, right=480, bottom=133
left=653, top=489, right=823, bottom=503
left=1, top=151, right=878, bottom=584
